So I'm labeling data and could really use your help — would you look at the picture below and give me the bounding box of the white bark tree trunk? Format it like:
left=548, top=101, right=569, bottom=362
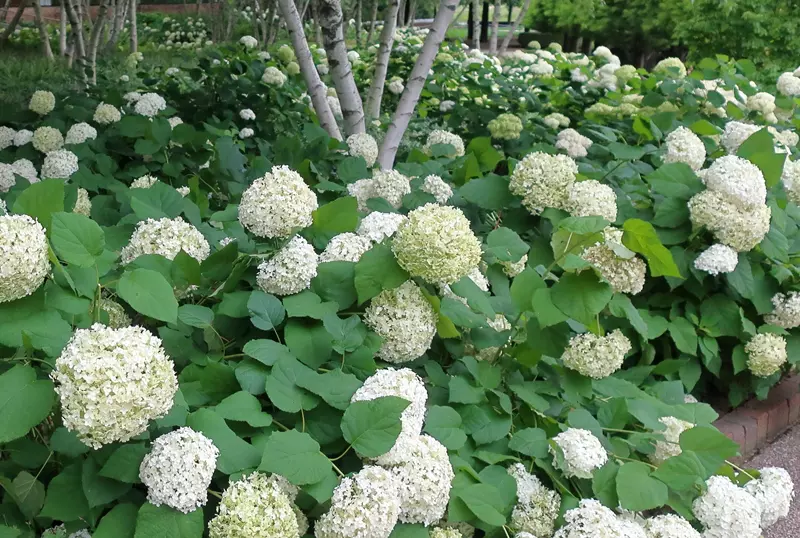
left=60, top=3, right=68, bottom=55
left=364, top=0, right=399, bottom=119
left=498, top=0, right=528, bottom=54
left=106, top=0, right=130, bottom=51
left=406, top=0, right=416, bottom=26
left=355, top=0, right=362, bottom=46
left=471, top=0, right=479, bottom=49
left=33, top=1, right=54, bottom=61
left=278, top=0, right=343, bottom=140
left=377, top=0, right=459, bottom=169
left=0, top=0, right=12, bottom=23
left=0, top=0, right=29, bottom=47
left=316, top=0, right=365, bottom=136
left=488, top=0, right=500, bottom=54
left=130, top=0, right=138, bottom=52
left=64, top=0, right=88, bottom=83
left=365, top=0, right=378, bottom=44
left=88, top=0, right=111, bottom=84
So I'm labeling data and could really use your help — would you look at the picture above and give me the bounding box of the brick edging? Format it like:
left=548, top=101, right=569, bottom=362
left=713, top=374, right=800, bottom=463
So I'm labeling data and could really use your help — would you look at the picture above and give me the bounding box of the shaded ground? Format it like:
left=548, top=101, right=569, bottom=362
left=745, top=425, right=800, bottom=537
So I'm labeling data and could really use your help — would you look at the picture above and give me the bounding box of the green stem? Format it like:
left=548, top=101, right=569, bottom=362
left=330, top=461, right=345, bottom=477
left=727, top=459, right=757, bottom=480
left=330, top=445, right=352, bottom=462
left=613, top=454, right=657, bottom=469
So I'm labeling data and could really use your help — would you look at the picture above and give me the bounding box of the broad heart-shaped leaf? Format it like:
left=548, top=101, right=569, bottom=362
left=0, top=365, right=55, bottom=443
left=341, top=396, right=410, bottom=457
left=185, top=408, right=261, bottom=474
left=130, top=182, right=185, bottom=219
left=550, top=271, right=613, bottom=326
left=82, top=457, right=131, bottom=508
left=95, top=503, right=138, bottom=538
left=622, top=219, right=682, bottom=278
left=592, top=461, right=620, bottom=507
left=177, top=304, right=214, bottom=328
left=679, top=425, right=739, bottom=475
left=423, top=405, right=467, bottom=450
left=39, top=464, right=90, bottom=522
left=389, top=524, right=430, bottom=538
left=9, top=471, right=45, bottom=519
left=247, top=290, right=286, bottom=330
left=118, top=268, right=178, bottom=323
left=50, top=212, right=105, bottom=267
left=455, top=483, right=507, bottom=526
left=259, top=430, right=332, bottom=485
left=243, top=338, right=294, bottom=366
left=484, top=227, right=529, bottom=263
left=459, top=174, right=515, bottom=210
left=651, top=451, right=707, bottom=490
left=616, top=461, right=669, bottom=511
left=214, top=391, right=273, bottom=427
left=100, top=443, right=149, bottom=483
left=354, top=243, right=409, bottom=304
left=508, top=427, right=549, bottom=458
left=310, top=196, right=359, bottom=246
left=0, top=525, right=21, bottom=538
left=134, top=503, right=203, bottom=538
left=645, top=163, right=704, bottom=200
left=12, top=178, right=65, bottom=230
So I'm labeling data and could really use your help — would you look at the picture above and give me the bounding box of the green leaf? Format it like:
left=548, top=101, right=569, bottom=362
left=449, top=376, right=485, bottom=404
left=248, top=290, right=286, bottom=330
left=622, top=219, right=682, bottom=278
left=460, top=404, right=511, bottom=445
left=243, top=339, right=294, bottom=366
left=215, top=391, right=273, bottom=427
left=508, top=428, right=549, bottom=458
left=450, top=277, right=495, bottom=318
left=82, top=457, right=131, bottom=508
left=100, top=444, right=149, bottom=483
left=130, top=182, right=185, bottom=219
left=118, top=268, right=178, bottom=323
left=284, top=320, right=333, bottom=368
left=234, top=359, right=269, bottom=395
left=558, top=215, right=610, bottom=234
left=459, top=174, right=515, bottom=210
left=341, top=396, right=410, bottom=457
left=134, top=503, right=204, bottom=538
left=354, top=243, right=409, bottom=304
left=608, top=294, right=648, bottom=337
left=485, top=227, right=529, bottom=262
left=0, top=365, right=55, bottom=443
left=455, top=483, right=507, bottom=526
left=510, top=267, right=545, bottom=313
left=679, top=426, right=739, bottom=475
left=215, top=137, right=246, bottom=182
left=616, top=461, right=669, bottom=511
left=646, top=163, right=704, bottom=200
left=186, top=408, right=261, bottom=474
left=95, top=503, right=138, bottom=538
left=311, top=196, right=359, bottom=244
left=40, top=464, right=90, bottom=521
left=311, top=261, right=358, bottom=310
left=592, top=462, right=620, bottom=507
left=50, top=427, right=90, bottom=457
left=440, top=297, right=487, bottom=328
left=550, top=272, right=613, bottom=325
left=265, top=356, right=319, bottom=412
left=652, top=451, right=706, bottom=490
left=423, top=406, right=467, bottom=450
left=259, top=430, right=332, bottom=485
left=295, top=369, right=362, bottom=410
left=50, top=212, right=105, bottom=267
left=178, top=304, right=214, bottom=328
left=608, top=142, right=646, bottom=160
left=283, top=291, right=339, bottom=319
left=10, top=471, right=45, bottom=519
left=389, top=524, right=431, bottom=538
left=669, top=318, right=698, bottom=356
left=216, top=291, right=252, bottom=318
left=12, top=178, right=65, bottom=229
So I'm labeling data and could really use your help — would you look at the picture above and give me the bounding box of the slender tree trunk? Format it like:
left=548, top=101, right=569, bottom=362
left=32, top=1, right=54, bottom=60
left=0, top=0, right=13, bottom=24
left=365, top=0, right=399, bottom=119
left=506, top=0, right=511, bottom=23
left=89, top=0, right=111, bottom=84
left=407, top=0, right=416, bottom=26
left=365, top=0, right=377, bottom=44
left=0, top=0, right=29, bottom=47
left=106, top=0, right=129, bottom=51
left=454, top=2, right=466, bottom=24
left=64, top=0, right=88, bottom=83
left=470, top=0, right=479, bottom=48
left=196, top=0, right=202, bottom=15
left=488, top=0, right=500, bottom=54
left=396, top=0, right=404, bottom=25
left=377, top=0, right=459, bottom=168
left=278, top=0, right=342, bottom=140
left=300, top=0, right=311, bottom=19
left=266, top=3, right=280, bottom=44
left=316, top=0, right=365, bottom=135
left=498, top=0, right=528, bottom=54
left=310, top=0, right=323, bottom=45
left=60, top=3, right=68, bottom=55
left=355, top=0, right=362, bottom=46
left=130, top=0, right=138, bottom=52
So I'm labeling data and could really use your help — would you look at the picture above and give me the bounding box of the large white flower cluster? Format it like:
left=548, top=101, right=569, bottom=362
left=581, top=229, right=646, bottom=294
left=239, top=108, right=256, bottom=120
left=765, top=291, right=800, bottom=328
left=94, top=103, right=122, bottom=124
left=703, top=156, right=766, bottom=208
left=782, top=159, right=800, bottom=203
left=721, top=121, right=760, bottom=154
left=315, top=466, right=401, bottom=538
left=238, top=165, right=318, bottom=238
left=388, top=77, right=405, bottom=95
left=554, top=499, right=639, bottom=538
left=262, top=66, right=287, bottom=86
left=693, top=243, right=739, bottom=275
left=543, top=112, right=570, bottom=129
left=347, top=133, right=379, bottom=167
left=507, top=463, right=560, bottom=537
left=99, top=298, right=131, bottom=328
left=32, top=126, right=64, bottom=153
left=239, top=127, right=254, bottom=139
left=121, top=217, right=210, bottom=264
left=139, top=427, right=219, bottom=513
left=347, top=170, right=411, bottom=211
left=392, top=203, right=481, bottom=285
left=10, top=158, right=38, bottom=183
left=555, top=128, right=593, bottom=158
left=0, top=215, right=49, bottom=303
left=550, top=428, right=607, bottom=479
left=208, top=472, right=300, bottom=538
left=133, top=93, right=167, bottom=117
left=561, top=329, right=632, bottom=378
left=423, top=130, right=466, bottom=157
left=41, top=149, right=79, bottom=179
left=239, top=35, right=258, bottom=49
left=131, top=175, right=158, bottom=188
left=65, top=123, right=98, bottom=145
left=256, top=235, right=318, bottom=296
left=692, top=475, right=762, bottom=538
left=743, top=467, right=795, bottom=528
left=745, top=333, right=787, bottom=377
left=320, top=232, right=372, bottom=262
left=510, top=152, right=578, bottom=215
left=747, top=92, right=777, bottom=122
left=364, top=281, right=437, bottom=364
left=0, top=126, right=13, bottom=149
left=430, top=529, right=461, bottom=538
left=565, top=180, right=617, bottom=221
left=653, top=57, right=687, bottom=78
left=488, top=113, right=523, bottom=140
left=643, top=514, right=701, bottom=538
left=29, top=90, right=55, bottom=115
left=52, top=324, right=178, bottom=448
left=356, top=212, right=407, bottom=242
left=74, top=188, right=92, bottom=216
left=777, top=71, right=800, bottom=96
left=650, top=416, right=693, bottom=464
left=664, top=126, right=706, bottom=170
left=13, top=129, right=32, bottom=146
left=421, top=175, right=454, bottom=204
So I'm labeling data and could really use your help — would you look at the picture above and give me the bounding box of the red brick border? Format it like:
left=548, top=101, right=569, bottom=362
left=714, top=375, right=800, bottom=463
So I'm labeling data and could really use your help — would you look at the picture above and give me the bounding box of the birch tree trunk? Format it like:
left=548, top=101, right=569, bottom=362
left=470, top=0, right=479, bottom=48
left=130, top=0, right=138, bottom=52
left=396, top=0, right=404, bottom=25
left=278, top=0, right=342, bottom=140
left=310, top=0, right=323, bottom=45
left=498, top=0, right=528, bottom=54
left=106, top=0, right=130, bottom=51
left=0, top=0, right=29, bottom=48
left=365, top=0, right=377, bottom=44
left=316, top=0, right=365, bottom=135
left=60, top=4, right=68, bottom=55
left=33, top=1, right=54, bottom=60
left=377, top=0, right=459, bottom=169
left=407, top=0, right=416, bottom=25
left=89, top=0, right=111, bottom=84
left=364, top=0, right=399, bottom=119
left=488, top=0, right=499, bottom=54
left=355, top=0, right=362, bottom=46
left=0, top=0, right=13, bottom=24
left=64, top=0, right=88, bottom=83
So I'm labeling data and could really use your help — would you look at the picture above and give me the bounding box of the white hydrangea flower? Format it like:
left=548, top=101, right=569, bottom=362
left=649, top=416, right=693, bottom=464
left=121, top=217, right=210, bottom=264
left=65, top=122, right=97, bottom=145
left=347, top=170, right=411, bottom=212
left=550, top=429, right=607, bottom=479
left=94, top=103, right=122, bottom=125
left=664, top=126, right=706, bottom=170
left=0, top=215, right=49, bottom=303
left=581, top=229, right=646, bottom=295
left=124, top=91, right=142, bottom=104
left=688, top=190, right=771, bottom=251
left=356, top=212, right=407, bottom=242
left=721, top=121, right=761, bottom=154
left=653, top=57, right=687, bottom=78
left=258, top=51, right=271, bottom=61
left=239, top=108, right=256, bottom=121
left=556, top=128, right=593, bottom=159
left=423, top=130, right=465, bottom=157
left=134, top=93, right=167, bottom=117
left=239, top=165, right=317, bottom=238
left=32, top=126, right=64, bottom=153
left=11, top=158, right=38, bottom=183
left=168, top=116, right=183, bottom=130
left=73, top=188, right=91, bottom=216
left=364, top=280, right=437, bottom=364
left=693, top=243, right=738, bottom=275
left=765, top=291, right=800, bottom=329
left=544, top=112, right=570, bottom=129
left=347, top=50, right=360, bottom=63
left=347, top=133, right=379, bottom=167
left=99, top=298, right=131, bottom=328
left=745, top=333, right=787, bottom=377
left=41, top=149, right=79, bottom=179
left=256, top=235, right=318, bottom=296
left=782, top=159, right=800, bottom=204
left=208, top=472, right=300, bottom=538
left=561, top=329, right=631, bottom=379
left=421, top=175, right=454, bottom=204
left=131, top=175, right=158, bottom=189
left=0, top=126, right=14, bottom=150
left=320, top=232, right=373, bottom=262
left=507, top=463, right=560, bottom=537
left=554, top=499, right=641, bottom=538
left=703, top=155, right=766, bottom=209
left=500, top=254, right=528, bottom=277
left=388, top=78, right=405, bottom=95
left=164, top=67, right=180, bottom=77
left=315, top=466, right=401, bottom=538
left=430, top=529, right=461, bottom=538
left=52, top=324, right=178, bottom=448
left=744, top=467, right=794, bottom=528
left=0, top=164, right=16, bottom=192
left=488, top=113, right=523, bottom=140
left=510, top=152, right=578, bottom=215
left=176, top=186, right=190, bottom=197
left=262, top=66, right=287, bottom=86
left=239, top=127, right=255, bottom=139
left=439, top=100, right=456, bottom=112
left=317, top=62, right=330, bottom=75
left=327, top=95, right=343, bottom=118
left=13, top=129, right=33, bottom=146
left=593, top=45, right=613, bottom=59
left=747, top=92, right=777, bottom=121
left=692, top=475, right=762, bottom=538
left=240, top=35, right=258, bottom=49
left=140, top=427, right=219, bottom=513
left=642, top=514, right=700, bottom=538
left=777, top=72, right=800, bottom=96
left=565, top=180, right=617, bottom=221
left=29, top=90, right=56, bottom=115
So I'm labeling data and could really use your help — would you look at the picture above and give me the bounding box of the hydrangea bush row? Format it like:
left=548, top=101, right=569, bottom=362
left=0, top=33, right=798, bottom=538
